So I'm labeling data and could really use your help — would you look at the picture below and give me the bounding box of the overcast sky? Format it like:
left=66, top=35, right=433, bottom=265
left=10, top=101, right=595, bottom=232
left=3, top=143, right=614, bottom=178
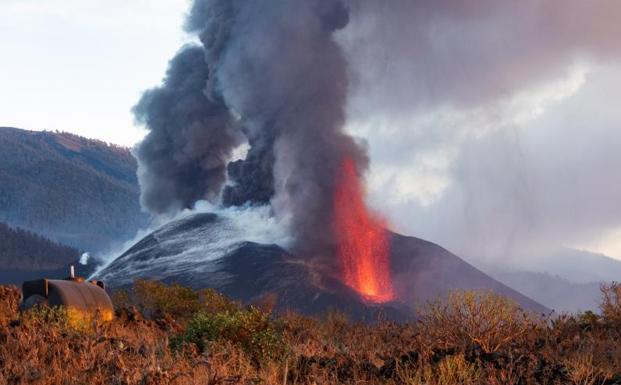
left=342, top=0, right=621, bottom=264
left=2, top=0, right=621, bottom=263
left=0, top=0, right=189, bottom=145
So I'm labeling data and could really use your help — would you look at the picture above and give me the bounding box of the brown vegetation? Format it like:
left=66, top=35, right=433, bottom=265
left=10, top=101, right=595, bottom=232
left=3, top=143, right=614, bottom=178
left=1, top=281, right=621, bottom=385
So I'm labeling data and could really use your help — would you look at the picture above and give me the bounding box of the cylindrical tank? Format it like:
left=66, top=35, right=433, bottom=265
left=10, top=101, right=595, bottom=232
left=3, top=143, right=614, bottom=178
left=21, top=270, right=114, bottom=321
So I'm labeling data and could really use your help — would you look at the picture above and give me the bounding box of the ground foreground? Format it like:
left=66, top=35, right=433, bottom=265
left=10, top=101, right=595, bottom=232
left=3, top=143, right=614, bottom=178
left=1, top=281, right=620, bottom=385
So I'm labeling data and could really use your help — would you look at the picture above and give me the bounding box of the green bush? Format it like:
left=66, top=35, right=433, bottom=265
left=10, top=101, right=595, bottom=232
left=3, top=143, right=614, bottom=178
left=117, top=280, right=240, bottom=321
left=173, top=306, right=287, bottom=363
left=23, top=305, right=70, bottom=328
left=133, top=279, right=201, bottom=319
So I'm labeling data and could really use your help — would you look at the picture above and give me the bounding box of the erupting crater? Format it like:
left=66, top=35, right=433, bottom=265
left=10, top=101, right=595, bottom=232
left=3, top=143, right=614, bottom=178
left=334, top=157, right=395, bottom=303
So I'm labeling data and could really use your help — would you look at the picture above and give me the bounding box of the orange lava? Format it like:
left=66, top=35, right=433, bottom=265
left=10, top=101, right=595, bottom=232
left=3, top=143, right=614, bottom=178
left=334, top=157, right=395, bottom=303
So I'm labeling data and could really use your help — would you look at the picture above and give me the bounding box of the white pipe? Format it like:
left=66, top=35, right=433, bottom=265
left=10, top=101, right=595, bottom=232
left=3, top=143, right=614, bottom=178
left=70, top=265, right=75, bottom=279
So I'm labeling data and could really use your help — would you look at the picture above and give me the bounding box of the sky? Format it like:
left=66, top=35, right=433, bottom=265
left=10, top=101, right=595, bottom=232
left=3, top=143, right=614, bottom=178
left=0, top=0, right=190, bottom=145
left=2, top=0, right=621, bottom=264
left=342, top=0, right=621, bottom=265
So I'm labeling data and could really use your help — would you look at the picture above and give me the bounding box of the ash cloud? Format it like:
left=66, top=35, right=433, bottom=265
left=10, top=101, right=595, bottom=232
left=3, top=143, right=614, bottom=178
left=136, top=0, right=365, bottom=260
left=222, top=142, right=275, bottom=207
left=342, top=0, right=621, bottom=118
left=188, top=0, right=365, bottom=258
left=134, top=45, right=243, bottom=214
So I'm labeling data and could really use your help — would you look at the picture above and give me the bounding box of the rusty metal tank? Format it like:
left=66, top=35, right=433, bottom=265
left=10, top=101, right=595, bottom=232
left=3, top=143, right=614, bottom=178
left=21, top=266, right=114, bottom=320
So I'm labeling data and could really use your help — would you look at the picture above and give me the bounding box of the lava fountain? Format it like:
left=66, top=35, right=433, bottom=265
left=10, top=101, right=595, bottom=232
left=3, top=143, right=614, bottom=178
left=334, top=157, right=395, bottom=303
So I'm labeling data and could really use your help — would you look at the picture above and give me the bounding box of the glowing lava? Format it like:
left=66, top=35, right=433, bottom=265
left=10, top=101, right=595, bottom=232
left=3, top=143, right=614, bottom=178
left=334, top=157, right=395, bottom=303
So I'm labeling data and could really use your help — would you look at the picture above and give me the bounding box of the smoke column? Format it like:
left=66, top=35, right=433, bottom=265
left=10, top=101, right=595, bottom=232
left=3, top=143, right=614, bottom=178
left=135, top=0, right=368, bottom=262
left=134, top=46, right=243, bottom=214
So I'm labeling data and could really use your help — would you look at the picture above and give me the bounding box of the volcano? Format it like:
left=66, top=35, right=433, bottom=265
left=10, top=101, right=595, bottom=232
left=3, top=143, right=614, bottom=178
left=94, top=213, right=547, bottom=320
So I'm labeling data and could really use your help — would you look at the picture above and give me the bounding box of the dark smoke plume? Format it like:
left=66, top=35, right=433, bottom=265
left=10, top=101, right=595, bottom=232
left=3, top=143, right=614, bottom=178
left=134, top=45, right=243, bottom=214
left=135, top=0, right=367, bottom=259
left=222, top=142, right=275, bottom=207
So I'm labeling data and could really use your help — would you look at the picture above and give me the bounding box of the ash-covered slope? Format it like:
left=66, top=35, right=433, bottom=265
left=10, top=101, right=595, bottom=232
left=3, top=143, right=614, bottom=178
left=96, top=213, right=547, bottom=319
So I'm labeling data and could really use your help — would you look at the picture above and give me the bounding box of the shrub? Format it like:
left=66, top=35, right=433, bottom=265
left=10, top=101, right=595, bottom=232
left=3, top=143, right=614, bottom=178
left=199, top=288, right=240, bottom=314
left=133, top=279, right=201, bottom=319
left=599, top=282, right=621, bottom=326
left=110, top=287, right=131, bottom=310
left=173, top=306, right=287, bottom=363
left=22, top=305, right=68, bottom=326
left=418, top=290, right=539, bottom=353
left=563, top=352, right=612, bottom=385
left=324, top=309, right=350, bottom=334
left=119, top=280, right=240, bottom=322
left=22, top=305, right=102, bottom=332
left=0, top=285, right=20, bottom=324
left=395, top=354, right=480, bottom=385
left=436, top=354, right=481, bottom=385
left=253, top=292, right=278, bottom=314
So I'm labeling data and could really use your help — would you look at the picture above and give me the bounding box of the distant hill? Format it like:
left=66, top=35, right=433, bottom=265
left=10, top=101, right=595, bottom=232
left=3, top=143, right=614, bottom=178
left=523, top=248, right=621, bottom=284
left=0, top=222, right=97, bottom=285
left=0, top=222, right=79, bottom=269
left=466, top=247, right=621, bottom=284
left=464, top=247, right=621, bottom=313
left=486, top=269, right=602, bottom=313
left=0, top=127, right=147, bottom=252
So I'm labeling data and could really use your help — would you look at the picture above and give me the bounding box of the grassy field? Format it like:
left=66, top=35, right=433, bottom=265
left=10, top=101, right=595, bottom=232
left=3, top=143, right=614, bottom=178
left=1, top=280, right=620, bottom=385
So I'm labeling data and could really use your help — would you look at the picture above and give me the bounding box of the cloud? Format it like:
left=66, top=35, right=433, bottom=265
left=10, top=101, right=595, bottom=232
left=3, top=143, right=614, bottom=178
left=341, top=0, right=621, bottom=118
left=337, top=0, right=621, bottom=264
left=358, top=64, right=621, bottom=265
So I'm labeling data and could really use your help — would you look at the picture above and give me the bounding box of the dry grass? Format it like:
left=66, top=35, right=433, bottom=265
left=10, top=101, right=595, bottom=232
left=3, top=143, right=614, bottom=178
left=0, top=285, right=19, bottom=325
left=1, top=282, right=621, bottom=384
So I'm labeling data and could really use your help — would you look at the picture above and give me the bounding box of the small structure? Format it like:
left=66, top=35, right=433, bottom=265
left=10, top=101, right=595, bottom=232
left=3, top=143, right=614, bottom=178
left=21, top=266, right=114, bottom=321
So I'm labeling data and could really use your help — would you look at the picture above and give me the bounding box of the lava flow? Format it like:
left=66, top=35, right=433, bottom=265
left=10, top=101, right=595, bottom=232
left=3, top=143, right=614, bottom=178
left=334, top=157, right=395, bottom=303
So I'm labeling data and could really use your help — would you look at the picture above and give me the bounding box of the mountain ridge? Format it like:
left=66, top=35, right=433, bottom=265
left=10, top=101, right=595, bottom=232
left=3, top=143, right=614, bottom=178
left=0, top=126, right=148, bottom=252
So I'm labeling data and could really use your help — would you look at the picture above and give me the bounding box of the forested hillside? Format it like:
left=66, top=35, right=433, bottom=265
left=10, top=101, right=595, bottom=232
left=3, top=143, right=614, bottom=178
left=0, top=127, right=147, bottom=252
left=0, top=222, right=80, bottom=270
left=0, top=222, right=98, bottom=285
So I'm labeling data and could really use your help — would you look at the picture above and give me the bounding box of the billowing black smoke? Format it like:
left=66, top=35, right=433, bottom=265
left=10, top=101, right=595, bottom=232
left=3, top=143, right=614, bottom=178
left=135, top=0, right=367, bottom=259
left=134, top=46, right=243, bottom=214
left=222, top=142, right=275, bottom=207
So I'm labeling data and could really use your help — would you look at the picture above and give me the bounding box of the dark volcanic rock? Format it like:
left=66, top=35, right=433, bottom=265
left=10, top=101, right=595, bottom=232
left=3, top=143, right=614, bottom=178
left=390, top=233, right=546, bottom=312
left=95, top=213, right=547, bottom=319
